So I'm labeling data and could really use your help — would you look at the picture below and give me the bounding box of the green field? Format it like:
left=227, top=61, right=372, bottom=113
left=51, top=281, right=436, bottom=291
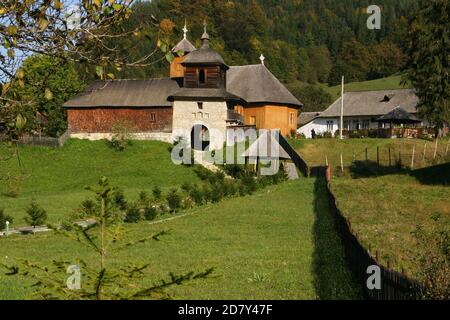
left=0, top=178, right=361, bottom=300
left=319, top=75, right=411, bottom=99
left=0, top=139, right=201, bottom=225
left=294, top=138, right=450, bottom=277
left=0, top=140, right=362, bottom=299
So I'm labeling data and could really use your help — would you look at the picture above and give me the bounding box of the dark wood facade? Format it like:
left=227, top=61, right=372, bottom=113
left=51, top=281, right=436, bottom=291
left=67, top=108, right=172, bottom=133
left=184, top=65, right=226, bottom=89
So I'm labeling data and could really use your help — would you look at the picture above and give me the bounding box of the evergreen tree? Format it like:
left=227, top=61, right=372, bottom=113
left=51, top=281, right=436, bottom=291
left=404, top=0, right=450, bottom=135
left=0, top=208, right=13, bottom=231
left=24, top=200, right=47, bottom=228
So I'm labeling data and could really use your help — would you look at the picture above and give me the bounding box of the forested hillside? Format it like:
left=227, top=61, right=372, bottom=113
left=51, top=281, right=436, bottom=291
left=123, top=0, right=417, bottom=83
left=105, top=0, right=417, bottom=111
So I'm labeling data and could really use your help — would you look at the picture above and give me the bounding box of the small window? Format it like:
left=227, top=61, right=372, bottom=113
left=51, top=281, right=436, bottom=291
left=192, top=113, right=196, bottom=119
left=362, top=120, right=370, bottom=129
left=326, top=120, right=334, bottom=132
left=150, top=112, right=157, bottom=122
left=198, top=69, right=206, bottom=84
left=250, top=116, right=256, bottom=125
left=197, top=102, right=203, bottom=110
left=204, top=113, right=209, bottom=119
left=198, top=112, right=203, bottom=119
left=289, top=112, right=295, bottom=126
left=343, top=120, right=350, bottom=130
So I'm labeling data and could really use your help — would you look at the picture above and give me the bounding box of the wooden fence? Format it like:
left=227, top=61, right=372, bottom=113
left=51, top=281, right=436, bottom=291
left=327, top=140, right=450, bottom=175
left=0, top=130, right=70, bottom=147
left=324, top=177, right=425, bottom=300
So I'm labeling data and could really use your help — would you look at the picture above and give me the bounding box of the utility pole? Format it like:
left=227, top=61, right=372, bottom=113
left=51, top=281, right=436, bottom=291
left=340, top=76, right=344, bottom=140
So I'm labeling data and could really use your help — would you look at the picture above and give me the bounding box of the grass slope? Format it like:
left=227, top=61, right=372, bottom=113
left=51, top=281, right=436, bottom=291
left=319, top=75, right=411, bottom=99
left=0, top=179, right=362, bottom=300
left=293, top=138, right=450, bottom=277
left=0, top=139, right=201, bottom=224
left=332, top=172, right=450, bottom=276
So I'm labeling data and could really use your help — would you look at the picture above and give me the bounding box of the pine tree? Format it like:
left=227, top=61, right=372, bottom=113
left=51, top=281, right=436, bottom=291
left=24, top=201, right=47, bottom=228
left=404, top=0, right=450, bottom=136
left=0, top=208, right=13, bottom=231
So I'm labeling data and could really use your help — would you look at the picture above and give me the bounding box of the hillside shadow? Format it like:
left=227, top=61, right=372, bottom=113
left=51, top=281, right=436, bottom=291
left=349, top=161, right=450, bottom=186
left=312, top=177, right=363, bottom=300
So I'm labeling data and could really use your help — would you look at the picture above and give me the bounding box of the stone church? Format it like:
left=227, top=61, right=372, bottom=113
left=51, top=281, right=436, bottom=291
left=64, top=23, right=303, bottom=150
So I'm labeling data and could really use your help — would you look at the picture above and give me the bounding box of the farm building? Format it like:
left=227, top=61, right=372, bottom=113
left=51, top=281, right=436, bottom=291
left=297, top=89, right=423, bottom=138
left=64, top=23, right=302, bottom=149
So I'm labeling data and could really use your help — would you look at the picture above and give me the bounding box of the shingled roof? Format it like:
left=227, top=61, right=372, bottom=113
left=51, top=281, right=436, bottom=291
left=376, top=106, right=422, bottom=123
left=168, top=88, right=243, bottom=102
left=63, top=79, right=180, bottom=108
left=298, top=112, right=321, bottom=127
left=227, top=65, right=303, bottom=108
left=319, top=89, right=418, bottom=118
left=182, top=48, right=228, bottom=68
left=172, top=38, right=196, bottom=54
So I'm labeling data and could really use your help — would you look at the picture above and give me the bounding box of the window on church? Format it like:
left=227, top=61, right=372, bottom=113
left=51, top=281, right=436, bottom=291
left=198, top=69, right=206, bottom=84
left=150, top=112, right=157, bottom=122
left=289, top=112, right=295, bottom=126
left=198, top=102, right=203, bottom=110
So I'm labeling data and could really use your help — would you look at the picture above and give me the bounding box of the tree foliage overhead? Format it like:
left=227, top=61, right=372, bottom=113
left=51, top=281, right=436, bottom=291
left=404, top=0, right=449, bottom=131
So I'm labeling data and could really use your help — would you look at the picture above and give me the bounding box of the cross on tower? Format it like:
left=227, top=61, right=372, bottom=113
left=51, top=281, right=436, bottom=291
left=260, top=54, right=265, bottom=65
left=183, top=19, right=188, bottom=40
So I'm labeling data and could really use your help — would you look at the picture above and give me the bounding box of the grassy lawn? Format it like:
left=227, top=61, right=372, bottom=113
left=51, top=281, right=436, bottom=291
left=331, top=169, right=450, bottom=276
left=0, top=139, right=201, bottom=225
left=0, top=179, right=361, bottom=300
left=319, top=75, right=411, bottom=99
left=294, top=138, right=450, bottom=277
left=291, top=137, right=450, bottom=170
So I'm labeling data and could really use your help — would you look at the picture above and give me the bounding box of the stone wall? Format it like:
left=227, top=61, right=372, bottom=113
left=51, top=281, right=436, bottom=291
left=172, top=100, right=228, bottom=150
left=70, top=132, right=172, bottom=143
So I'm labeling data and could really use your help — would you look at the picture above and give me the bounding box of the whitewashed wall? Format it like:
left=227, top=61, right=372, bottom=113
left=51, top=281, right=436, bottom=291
left=172, top=101, right=228, bottom=150
left=297, top=118, right=339, bottom=138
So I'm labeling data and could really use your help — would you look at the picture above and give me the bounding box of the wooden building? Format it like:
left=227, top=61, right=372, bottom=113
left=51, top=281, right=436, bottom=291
left=64, top=22, right=303, bottom=146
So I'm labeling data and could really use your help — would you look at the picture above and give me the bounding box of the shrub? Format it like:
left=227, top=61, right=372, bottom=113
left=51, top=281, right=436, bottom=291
left=112, top=188, right=127, bottom=210
left=181, top=182, right=192, bottom=194
left=182, top=197, right=195, bottom=210
left=166, top=188, right=182, bottom=213
left=143, top=206, right=158, bottom=221
left=223, top=180, right=238, bottom=197
left=81, top=199, right=97, bottom=217
left=124, top=203, right=142, bottom=223
left=0, top=208, right=13, bottom=231
left=138, top=191, right=150, bottom=206
left=240, top=174, right=257, bottom=195
left=223, top=164, right=245, bottom=179
left=209, top=183, right=224, bottom=203
left=109, top=120, right=134, bottom=151
left=152, top=186, right=162, bottom=200
left=24, top=200, right=48, bottom=227
left=201, top=184, right=213, bottom=203
left=189, top=185, right=204, bottom=206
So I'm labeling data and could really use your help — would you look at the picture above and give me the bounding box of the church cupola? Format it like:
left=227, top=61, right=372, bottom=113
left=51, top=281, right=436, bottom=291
left=200, top=21, right=210, bottom=49
left=170, top=20, right=196, bottom=80
left=181, top=20, right=228, bottom=89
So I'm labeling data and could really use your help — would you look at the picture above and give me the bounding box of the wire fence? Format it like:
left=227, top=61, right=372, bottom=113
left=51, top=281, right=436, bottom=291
left=323, top=140, right=450, bottom=176
left=325, top=175, right=425, bottom=300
